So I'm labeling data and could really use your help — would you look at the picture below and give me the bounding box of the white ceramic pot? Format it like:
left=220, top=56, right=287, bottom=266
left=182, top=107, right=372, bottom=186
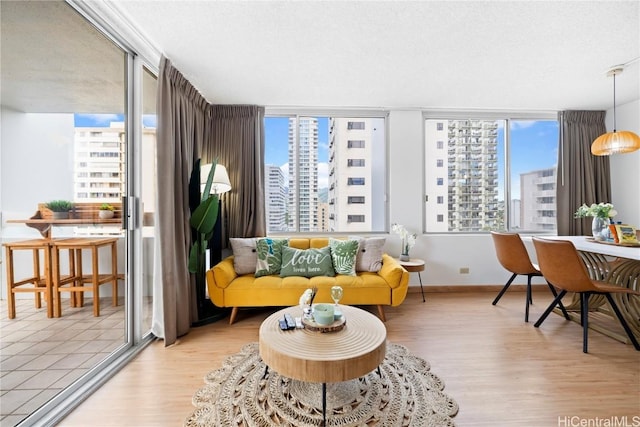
left=99, top=210, right=115, bottom=219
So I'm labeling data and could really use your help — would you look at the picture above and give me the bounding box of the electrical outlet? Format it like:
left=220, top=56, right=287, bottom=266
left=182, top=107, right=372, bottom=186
left=459, top=267, right=470, bottom=274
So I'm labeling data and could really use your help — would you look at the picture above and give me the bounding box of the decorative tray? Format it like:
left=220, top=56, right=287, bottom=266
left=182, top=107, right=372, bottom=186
left=301, top=316, right=346, bottom=333
left=585, top=237, right=640, bottom=247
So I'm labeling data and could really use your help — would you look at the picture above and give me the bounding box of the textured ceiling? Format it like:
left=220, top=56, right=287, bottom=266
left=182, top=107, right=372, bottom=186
left=112, top=0, right=640, bottom=111
left=1, top=1, right=639, bottom=114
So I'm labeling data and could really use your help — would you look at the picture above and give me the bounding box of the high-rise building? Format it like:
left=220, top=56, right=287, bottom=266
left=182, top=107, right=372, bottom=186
left=327, top=118, right=377, bottom=232
left=520, top=167, right=556, bottom=231
left=288, top=117, right=318, bottom=232
left=265, top=164, right=288, bottom=231
left=425, top=119, right=500, bottom=232
left=73, top=122, right=125, bottom=203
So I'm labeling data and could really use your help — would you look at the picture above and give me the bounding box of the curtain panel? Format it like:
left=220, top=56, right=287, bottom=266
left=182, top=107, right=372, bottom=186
left=153, top=56, right=266, bottom=345
left=202, top=105, right=266, bottom=241
left=556, top=111, right=611, bottom=236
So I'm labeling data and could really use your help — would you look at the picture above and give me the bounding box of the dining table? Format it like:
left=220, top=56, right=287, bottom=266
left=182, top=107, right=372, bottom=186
left=531, top=235, right=639, bottom=344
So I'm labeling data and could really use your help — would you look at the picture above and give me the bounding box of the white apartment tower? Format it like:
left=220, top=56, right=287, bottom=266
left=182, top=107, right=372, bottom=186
left=425, top=119, right=500, bottom=231
left=288, top=117, right=318, bottom=232
left=328, top=118, right=374, bottom=232
left=74, top=122, right=125, bottom=203
left=265, top=164, right=288, bottom=231
left=520, top=167, right=556, bottom=231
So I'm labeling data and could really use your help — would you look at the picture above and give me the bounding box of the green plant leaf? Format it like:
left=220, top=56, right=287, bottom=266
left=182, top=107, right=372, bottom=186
left=190, top=194, right=219, bottom=234
left=188, top=240, right=201, bottom=273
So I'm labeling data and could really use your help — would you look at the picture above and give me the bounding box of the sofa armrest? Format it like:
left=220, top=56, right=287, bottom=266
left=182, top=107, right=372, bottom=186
left=378, top=254, right=406, bottom=288
left=211, top=256, right=237, bottom=289
left=378, top=254, right=410, bottom=306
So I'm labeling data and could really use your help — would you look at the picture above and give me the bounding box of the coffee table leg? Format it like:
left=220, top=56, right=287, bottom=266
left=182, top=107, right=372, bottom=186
left=322, top=382, right=327, bottom=426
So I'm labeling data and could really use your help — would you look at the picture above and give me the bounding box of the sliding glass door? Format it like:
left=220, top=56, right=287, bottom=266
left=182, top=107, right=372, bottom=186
left=0, top=1, right=156, bottom=424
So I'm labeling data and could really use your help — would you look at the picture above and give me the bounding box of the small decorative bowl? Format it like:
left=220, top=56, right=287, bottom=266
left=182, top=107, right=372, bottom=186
left=312, top=304, right=335, bottom=325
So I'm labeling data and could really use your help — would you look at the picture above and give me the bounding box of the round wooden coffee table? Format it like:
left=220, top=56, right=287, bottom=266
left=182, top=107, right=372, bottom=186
left=259, top=304, right=387, bottom=425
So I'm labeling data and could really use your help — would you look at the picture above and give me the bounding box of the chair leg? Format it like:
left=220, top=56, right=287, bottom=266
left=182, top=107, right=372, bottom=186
left=527, top=274, right=534, bottom=304
left=604, top=294, right=640, bottom=351
left=534, top=290, right=567, bottom=327
left=581, top=293, right=589, bottom=353
left=546, top=282, right=571, bottom=320
left=525, top=275, right=533, bottom=322
left=492, top=273, right=517, bottom=305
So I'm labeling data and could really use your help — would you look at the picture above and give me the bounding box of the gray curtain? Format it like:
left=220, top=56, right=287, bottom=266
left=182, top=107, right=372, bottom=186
left=153, top=57, right=266, bottom=345
left=202, top=105, right=266, bottom=240
left=153, top=56, right=211, bottom=345
left=556, top=111, right=611, bottom=236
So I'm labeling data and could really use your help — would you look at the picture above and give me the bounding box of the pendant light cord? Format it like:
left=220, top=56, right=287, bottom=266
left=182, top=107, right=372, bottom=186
left=612, top=72, right=617, bottom=132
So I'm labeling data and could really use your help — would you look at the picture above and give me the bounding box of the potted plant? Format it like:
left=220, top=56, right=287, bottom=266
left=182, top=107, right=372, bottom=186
left=46, top=200, right=74, bottom=219
left=99, top=203, right=115, bottom=219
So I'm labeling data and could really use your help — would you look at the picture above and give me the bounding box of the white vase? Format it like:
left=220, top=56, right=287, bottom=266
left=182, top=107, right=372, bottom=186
left=591, top=217, right=608, bottom=241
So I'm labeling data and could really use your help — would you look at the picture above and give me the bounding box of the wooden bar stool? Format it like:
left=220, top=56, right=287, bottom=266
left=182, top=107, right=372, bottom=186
left=4, top=239, right=53, bottom=318
left=51, top=237, right=119, bottom=317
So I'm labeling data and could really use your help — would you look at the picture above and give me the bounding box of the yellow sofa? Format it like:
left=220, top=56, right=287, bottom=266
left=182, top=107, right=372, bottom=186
left=206, top=237, right=410, bottom=324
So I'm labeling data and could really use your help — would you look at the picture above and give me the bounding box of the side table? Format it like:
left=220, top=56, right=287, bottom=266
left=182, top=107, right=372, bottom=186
left=397, top=258, right=426, bottom=302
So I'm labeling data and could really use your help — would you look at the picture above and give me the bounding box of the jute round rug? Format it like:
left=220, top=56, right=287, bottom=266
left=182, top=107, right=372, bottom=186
left=185, top=342, right=458, bottom=427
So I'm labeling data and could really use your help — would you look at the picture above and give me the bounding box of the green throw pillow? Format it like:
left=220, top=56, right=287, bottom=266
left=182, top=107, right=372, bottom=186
left=255, top=238, right=288, bottom=277
left=329, top=238, right=359, bottom=276
left=280, top=246, right=335, bottom=278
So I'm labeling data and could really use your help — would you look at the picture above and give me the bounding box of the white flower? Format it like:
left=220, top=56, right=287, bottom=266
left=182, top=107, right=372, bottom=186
left=391, top=223, right=417, bottom=254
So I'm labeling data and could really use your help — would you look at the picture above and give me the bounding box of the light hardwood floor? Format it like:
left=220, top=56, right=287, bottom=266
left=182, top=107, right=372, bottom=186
left=60, top=289, right=640, bottom=426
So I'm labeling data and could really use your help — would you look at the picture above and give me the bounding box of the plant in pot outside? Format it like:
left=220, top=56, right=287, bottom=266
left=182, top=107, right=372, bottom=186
left=99, top=203, right=115, bottom=219
left=46, top=200, right=74, bottom=219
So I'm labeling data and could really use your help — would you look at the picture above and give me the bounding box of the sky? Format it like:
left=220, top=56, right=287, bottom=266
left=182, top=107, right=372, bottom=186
left=74, top=113, right=157, bottom=128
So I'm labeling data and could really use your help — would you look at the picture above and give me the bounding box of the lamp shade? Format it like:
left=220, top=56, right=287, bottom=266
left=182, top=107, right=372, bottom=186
left=200, top=163, right=232, bottom=194
left=591, top=130, right=640, bottom=156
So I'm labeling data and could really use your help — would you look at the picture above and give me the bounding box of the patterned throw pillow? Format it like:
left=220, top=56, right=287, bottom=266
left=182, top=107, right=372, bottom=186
left=229, top=238, right=258, bottom=275
left=280, top=246, right=335, bottom=278
left=351, top=236, right=386, bottom=272
left=329, top=238, right=359, bottom=276
left=255, top=238, right=288, bottom=277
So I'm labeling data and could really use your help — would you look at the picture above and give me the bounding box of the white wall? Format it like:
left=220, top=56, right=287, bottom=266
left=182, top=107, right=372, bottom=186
left=607, top=99, right=640, bottom=227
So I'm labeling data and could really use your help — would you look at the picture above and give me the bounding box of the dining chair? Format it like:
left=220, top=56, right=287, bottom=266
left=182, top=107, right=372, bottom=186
left=532, top=237, right=640, bottom=353
left=490, top=231, right=569, bottom=322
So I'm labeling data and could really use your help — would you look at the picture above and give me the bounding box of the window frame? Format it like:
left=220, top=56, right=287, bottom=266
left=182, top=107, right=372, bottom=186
left=265, top=108, right=390, bottom=234
left=423, top=110, right=559, bottom=234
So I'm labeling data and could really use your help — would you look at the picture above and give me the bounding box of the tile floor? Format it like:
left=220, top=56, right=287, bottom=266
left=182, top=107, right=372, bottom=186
left=0, top=297, right=125, bottom=427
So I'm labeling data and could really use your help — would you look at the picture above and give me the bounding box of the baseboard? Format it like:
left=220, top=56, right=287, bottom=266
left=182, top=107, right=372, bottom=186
left=407, top=284, right=549, bottom=293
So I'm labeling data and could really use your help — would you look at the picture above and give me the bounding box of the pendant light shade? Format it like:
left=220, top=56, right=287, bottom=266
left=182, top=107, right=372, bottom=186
left=591, top=130, right=640, bottom=155
left=591, top=66, right=640, bottom=156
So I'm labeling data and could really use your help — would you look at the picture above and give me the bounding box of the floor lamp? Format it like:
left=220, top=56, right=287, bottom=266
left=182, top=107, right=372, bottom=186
left=192, top=162, right=232, bottom=326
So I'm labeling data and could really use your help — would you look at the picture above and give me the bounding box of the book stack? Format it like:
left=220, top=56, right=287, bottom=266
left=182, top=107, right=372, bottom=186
left=608, top=223, right=639, bottom=245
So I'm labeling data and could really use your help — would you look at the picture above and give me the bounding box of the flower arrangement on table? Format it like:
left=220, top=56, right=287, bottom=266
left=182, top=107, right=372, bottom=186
left=574, top=202, right=617, bottom=220
left=391, top=223, right=416, bottom=261
left=574, top=202, right=617, bottom=241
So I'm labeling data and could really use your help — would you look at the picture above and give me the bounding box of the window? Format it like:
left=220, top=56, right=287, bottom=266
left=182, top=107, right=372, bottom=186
left=437, top=196, right=444, bottom=204
left=437, top=122, right=444, bottom=131
left=265, top=113, right=387, bottom=233
left=347, top=140, right=365, bottom=148
left=424, top=116, right=559, bottom=232
left=437, top=141, right=444, bottom=149
left=436, top=159, right=443, bottom=167
left=348, top=177, right=365, bottom=185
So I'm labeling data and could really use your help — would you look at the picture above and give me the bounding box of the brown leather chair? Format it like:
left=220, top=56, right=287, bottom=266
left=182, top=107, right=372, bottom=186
left=490, top=231, right=569, bottom=322
left=532, top=237, right=640, bottom=353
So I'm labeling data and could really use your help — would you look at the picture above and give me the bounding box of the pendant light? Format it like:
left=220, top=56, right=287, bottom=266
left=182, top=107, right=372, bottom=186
left=591, top=66, right=640, bottom=156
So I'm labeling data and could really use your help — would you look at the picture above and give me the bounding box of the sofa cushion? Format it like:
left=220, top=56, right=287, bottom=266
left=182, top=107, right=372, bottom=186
left=255, top=238, right=288, bottom=277
left=329, top=238, right=359, bottom=276
left=280, top=246, right=335, bottom=278
left=229, top=238, right=258, bottom=275
left=352, top=236, right=386, bottom=272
